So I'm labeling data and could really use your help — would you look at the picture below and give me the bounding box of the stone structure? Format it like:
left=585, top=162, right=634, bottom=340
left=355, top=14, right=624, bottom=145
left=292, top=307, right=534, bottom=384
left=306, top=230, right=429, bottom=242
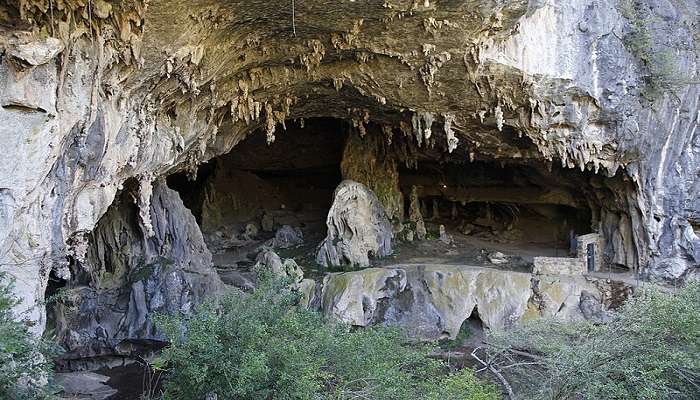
left=533, top=233, right=606, bottom=275
left=533, top=256, right=588, bottom=276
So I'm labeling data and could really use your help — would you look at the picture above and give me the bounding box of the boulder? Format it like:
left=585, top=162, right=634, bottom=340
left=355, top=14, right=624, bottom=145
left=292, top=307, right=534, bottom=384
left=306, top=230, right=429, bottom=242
left=253, top=248, right=304, bottom=284
left=253, top=248, right=316, bottom=309
left=243, top=222, right=260, bottom=240
left=316, top=180, right=393, bottom=267
left=321, top=265, right=628, bottom=340
left=487, top=251, right=509, bottom=265
left=271, top=225, right=304, bottom=249
left=8, top=36, right=64, bottom=67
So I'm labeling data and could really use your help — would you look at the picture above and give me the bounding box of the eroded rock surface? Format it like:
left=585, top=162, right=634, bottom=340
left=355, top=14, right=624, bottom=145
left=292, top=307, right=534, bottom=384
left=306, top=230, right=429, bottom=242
left=0, top=0, right=696, bottom=336
left=51, top=181, right=223, bottom=366
left=316, top=180, right=393, bottom=267
left=321, top=264, right=626, bottom=340
left=253, top=248, right=317, bottom=308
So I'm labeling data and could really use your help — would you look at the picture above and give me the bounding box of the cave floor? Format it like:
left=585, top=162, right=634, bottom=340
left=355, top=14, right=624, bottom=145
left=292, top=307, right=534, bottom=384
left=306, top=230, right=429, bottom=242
left=208, top=219, right=641, bottom=287
left=212, top=221, right=579, bottom=278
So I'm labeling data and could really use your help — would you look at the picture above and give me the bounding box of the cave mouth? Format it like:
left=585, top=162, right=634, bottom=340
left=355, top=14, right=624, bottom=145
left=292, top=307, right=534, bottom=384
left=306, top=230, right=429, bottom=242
left=168, top=117, right=347, bottom=271
left=44, top=268, right=67, bottom=336
left=168, top=116, right=616, bottom=274
left=391, top=159, right=596, bottom=270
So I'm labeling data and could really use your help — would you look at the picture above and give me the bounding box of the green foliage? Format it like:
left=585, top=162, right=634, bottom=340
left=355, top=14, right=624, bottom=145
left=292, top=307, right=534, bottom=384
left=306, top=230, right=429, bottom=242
left=440, top=321, right=472, bottom=351
left=485, top=283, right=700, bottom=400
left=0, top=273, right=60, bottom=400
left=129, top=257, right=175, bottom=284
left=156, top=275, right=499, bottom=400
left=617, top=0, right=685, bottom=100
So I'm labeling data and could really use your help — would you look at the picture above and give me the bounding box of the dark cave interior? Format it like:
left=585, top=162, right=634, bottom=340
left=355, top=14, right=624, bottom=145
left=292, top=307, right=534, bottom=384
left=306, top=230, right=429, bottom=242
left=167, top=117, right=606, bottom=272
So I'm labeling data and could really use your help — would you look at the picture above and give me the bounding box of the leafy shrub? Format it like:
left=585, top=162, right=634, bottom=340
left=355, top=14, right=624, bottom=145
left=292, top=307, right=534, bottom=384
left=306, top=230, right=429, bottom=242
left=156, top=275, right=499, bottom=400
left=0, top=273, right=59, bottom=399
left=617, top=0, right=686, bottom=100
left=483, top=283, right=700, bottom=400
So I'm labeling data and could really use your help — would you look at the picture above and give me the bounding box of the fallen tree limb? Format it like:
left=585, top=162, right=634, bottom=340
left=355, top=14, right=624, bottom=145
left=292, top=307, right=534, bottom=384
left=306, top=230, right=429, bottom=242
left=471, top=347, right=516, bottom=400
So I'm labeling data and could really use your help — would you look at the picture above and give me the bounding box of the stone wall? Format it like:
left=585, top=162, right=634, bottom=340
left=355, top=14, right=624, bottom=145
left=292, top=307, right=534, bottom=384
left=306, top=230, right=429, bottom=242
left=578, top=233, right=606, bottom=272
left=533, top=233, right=606, bottom=275
left=533, top=256, right=587, bottom=275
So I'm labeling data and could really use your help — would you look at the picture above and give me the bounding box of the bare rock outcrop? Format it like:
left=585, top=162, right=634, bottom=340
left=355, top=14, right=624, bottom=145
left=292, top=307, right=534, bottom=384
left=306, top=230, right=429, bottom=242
left=0, top=0, right=697, bottom=335
left=316, top=181, right=393, bottom=268
left=321, top=265, right=623, bottom=340
left=51, top=181, right=223, bottom=365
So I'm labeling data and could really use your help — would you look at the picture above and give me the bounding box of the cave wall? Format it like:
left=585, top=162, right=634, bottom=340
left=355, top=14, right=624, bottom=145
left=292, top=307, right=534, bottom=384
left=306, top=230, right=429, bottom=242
left=52, top=180, right=223, bottom=367
left=0, top=0, right=697, bottom=333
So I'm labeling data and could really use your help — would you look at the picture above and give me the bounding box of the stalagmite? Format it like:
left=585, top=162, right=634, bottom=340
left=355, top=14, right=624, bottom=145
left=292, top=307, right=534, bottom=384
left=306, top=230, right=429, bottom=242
left=409, top=186, right=427, bottom=240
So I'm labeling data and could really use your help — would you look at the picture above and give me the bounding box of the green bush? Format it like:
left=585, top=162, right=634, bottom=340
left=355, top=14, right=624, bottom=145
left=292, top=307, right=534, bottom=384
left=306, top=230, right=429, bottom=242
left=0, top=273, right=59, bottom=400
left=156, top=275, right=500, bottom=400
left=617, top=0, right=685, bottom=100
left=483, top=283, right=700, bottom=400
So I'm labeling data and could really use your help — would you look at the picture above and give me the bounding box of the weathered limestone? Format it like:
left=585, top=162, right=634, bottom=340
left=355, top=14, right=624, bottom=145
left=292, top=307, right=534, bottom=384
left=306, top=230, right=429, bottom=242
left=316, top=181, right=393, bottom=268
left=321, top=264, right=624, bottom=340
left=340, top=131, right=403, bottom=221
left=253, top=248, right=316, bottom=308
left=0, top=0, right=697, bottom=336
left=52, top=181, right=224, bottom=363
left=253, top=248, right=304, bottom=284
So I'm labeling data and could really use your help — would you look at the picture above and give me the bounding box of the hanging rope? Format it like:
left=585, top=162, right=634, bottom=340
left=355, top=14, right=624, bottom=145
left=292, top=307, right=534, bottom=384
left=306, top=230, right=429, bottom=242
left=291, top=0, right=296, bottom=37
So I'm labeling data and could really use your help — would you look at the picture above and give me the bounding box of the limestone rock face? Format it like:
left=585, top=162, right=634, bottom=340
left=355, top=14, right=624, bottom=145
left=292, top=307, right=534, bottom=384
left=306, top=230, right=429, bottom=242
left=321, top=265, right=620, bottom=340
left=52, top=182, right=223, bottom=363
left=0, top=0, right=697, bottom=334
left=316, top=181, right=393, bottom=268
left=340, top=131, right=403, bottom=221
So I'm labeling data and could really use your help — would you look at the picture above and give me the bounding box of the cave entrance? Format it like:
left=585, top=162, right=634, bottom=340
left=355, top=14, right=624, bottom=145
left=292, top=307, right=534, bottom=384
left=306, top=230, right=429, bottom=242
left=169, top=116, right=633, bottom=275
left=169, top=118, right=347, bottom=270
left=44, top=268, right=67, bottom=336
left=391, top=159, right=595, bottom=271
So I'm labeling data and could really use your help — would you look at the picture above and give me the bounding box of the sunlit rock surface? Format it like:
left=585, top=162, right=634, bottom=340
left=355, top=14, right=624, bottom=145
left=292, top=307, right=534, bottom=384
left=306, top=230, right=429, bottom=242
left=321, top=264, right=630, bottom=339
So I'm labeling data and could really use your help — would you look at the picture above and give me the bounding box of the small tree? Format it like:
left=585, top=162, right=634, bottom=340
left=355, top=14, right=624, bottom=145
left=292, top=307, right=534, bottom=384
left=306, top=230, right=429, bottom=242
left=156, top=275, right=500, bottom=400
left=0, top=273, right=60, bottom=400
left=480, top=284, right=700, bottom=400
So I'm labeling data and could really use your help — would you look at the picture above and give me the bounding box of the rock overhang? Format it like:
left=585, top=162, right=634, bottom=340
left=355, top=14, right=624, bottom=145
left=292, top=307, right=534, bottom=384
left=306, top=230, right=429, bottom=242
left=0, top=0, right=697, bottom=335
